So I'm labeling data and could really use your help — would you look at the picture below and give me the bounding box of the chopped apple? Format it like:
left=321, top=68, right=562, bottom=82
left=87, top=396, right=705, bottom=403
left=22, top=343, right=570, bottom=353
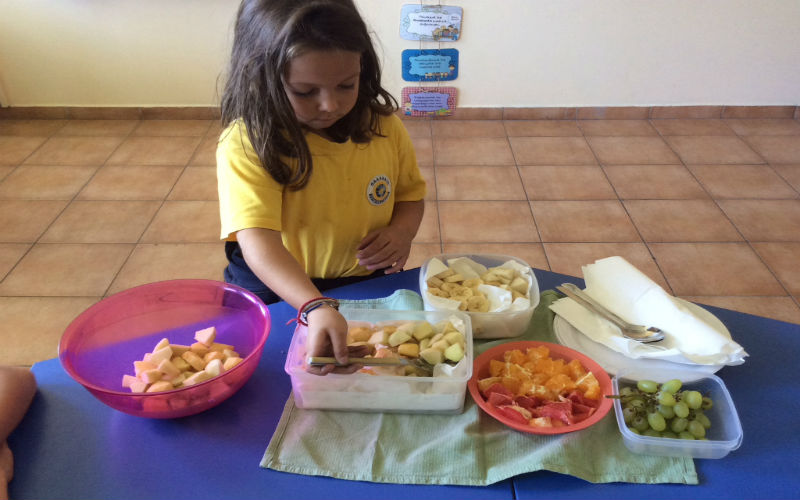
left=171, top=356, right=191, bottom=372
left=419, top=338, right=431, bottom=351
left=444, top=343, right=465, bottom=363
left=443, top=331, right=464, bottom=345
left=431, top=339, right=450, bottom=353
left=347, top=326, right=372, bottom=344
left=419, top=347, right=444, bottom=365
left=194, top=326, right=217, bottom=347
left=153, top=338, right=170, bottom=352
left=223, top=357, right=243, bottom=370
left=367, top=329, right=390, bottom=345
left=146, top=380, right=174, bottom=393
left=388, top=329, right=412, bottom=347
left=149, top=345, right=173, bottom=365
left=204, top=358, right=223, bottom=378
left=412, top=321, right=435, bottom=341
left=139, top=369, right=162, bottom=384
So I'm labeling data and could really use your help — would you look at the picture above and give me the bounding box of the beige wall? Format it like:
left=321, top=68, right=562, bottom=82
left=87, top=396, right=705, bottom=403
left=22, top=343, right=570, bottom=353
left=1, top=0, right=798, bottom=107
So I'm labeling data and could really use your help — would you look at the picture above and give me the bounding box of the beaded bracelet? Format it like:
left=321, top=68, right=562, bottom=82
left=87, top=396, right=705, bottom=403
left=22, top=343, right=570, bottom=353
left=289, top=296, right=340, bottom=327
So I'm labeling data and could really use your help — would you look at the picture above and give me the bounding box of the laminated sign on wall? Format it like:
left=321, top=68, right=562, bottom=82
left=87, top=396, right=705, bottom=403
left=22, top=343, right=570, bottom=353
left=399, top=4, right=463, bottom=42
left=401, top=86, right=457, bottom=117
left=401, top=49, right=459, bottom=82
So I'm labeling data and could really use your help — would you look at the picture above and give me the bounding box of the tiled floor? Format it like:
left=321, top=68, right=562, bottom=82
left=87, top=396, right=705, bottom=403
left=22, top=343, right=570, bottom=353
left=1, top=115, right=799, bottom=367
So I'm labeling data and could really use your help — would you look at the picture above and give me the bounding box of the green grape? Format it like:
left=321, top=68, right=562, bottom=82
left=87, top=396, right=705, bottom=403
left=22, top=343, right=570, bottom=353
left=632, top=415, right=649, bottom=432
left=647, top=412, right=667, bottom=432
left=656, top=391, right=676, bottom=406
left=678, top=431, right=696, bottom=440
left=673, top=401, right=690, bottom=418
left=684, top=390, right=703, bottom=410
left=657, top=403, right=675, bottom=419
left=701, top=396, right=714, bottom=410
left=622, top=406, right=637, bottom=424
left=628, top=398, right=646, bottom=409
left=670, top=417, right=688, bottom=433
left=695, top=412, right=712, bottom=429
left=619, top=386, right=636, bottom=397
left=660, top=379, right=682, bottom=394
left=661, top=431, right=678, bottom=439
left=637, top=380, right=658, bottom=393
left=687, top=420, right=706, bottom=438
left=629, top=427, right=641, bottom=435
left=643, top=429, right=661, bottom=438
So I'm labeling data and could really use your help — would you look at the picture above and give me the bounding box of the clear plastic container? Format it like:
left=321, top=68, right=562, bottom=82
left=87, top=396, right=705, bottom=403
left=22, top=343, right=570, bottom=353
left=285, top=309, right=473, bottom=414
left=612, top=367, right=743, bottom=459
left=59, top=280, right=271, bottom=419
left=420, top=253, right=539, bottom=339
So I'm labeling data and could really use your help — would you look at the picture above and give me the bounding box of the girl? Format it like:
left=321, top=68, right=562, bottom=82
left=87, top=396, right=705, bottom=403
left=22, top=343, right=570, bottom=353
left=0, top=366, right=36, bottom=500
left=217, top=0, right=427, bottom=375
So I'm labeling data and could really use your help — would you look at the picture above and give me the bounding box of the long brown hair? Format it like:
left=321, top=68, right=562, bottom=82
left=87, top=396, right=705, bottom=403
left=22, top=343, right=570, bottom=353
left=220, top=0, right=397, bottom=190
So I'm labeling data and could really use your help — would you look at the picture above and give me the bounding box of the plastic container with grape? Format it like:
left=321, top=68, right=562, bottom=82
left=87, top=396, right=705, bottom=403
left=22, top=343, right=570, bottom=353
left=611, top=367, right=743, bottom=459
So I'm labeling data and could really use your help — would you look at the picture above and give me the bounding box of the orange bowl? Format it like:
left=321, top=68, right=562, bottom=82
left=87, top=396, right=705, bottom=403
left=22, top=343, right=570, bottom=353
left=468, top=341, right=612, bottom=435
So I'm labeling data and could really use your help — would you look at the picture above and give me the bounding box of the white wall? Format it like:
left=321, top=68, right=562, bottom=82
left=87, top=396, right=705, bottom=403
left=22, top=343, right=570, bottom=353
left=1, top=0, right=798, bottom=107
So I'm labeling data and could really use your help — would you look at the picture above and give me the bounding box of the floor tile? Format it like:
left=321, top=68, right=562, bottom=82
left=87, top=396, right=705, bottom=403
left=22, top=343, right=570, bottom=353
left=40, top=200, right=161, bottom=243
left=0, top=136, right=48, bottom=166
left=578, top=120, right=658, bottom=136
left=0, top=165, right=98, bottom=200
left=23, top=136, right=124, bottom=165
left=401, top=120, right=431, bottom=138
left=0, top=243, right=30, bottom=281
left=531, top=200, right=640, bottom=242
left=106, top=136, right=201, bottom=166
left=435, top=165, right=526, bottom=200
left=624, top=200, right=742, bottom=242
left=648, top=242, right=785, bottom=296
left=188, top=136, right=219, bottom=166
left=772, top=164, right=800, bottom=191
left=664, top=136, right=764, bottom=164
left=0, top=243, right=133, bottom=296
left=724, top=119, right=800, bottom=136
left=0, top=200, right=68, bottom=243
left=509, top=137, right=597, bottom=165
left=414, top=202, right=440, bottom=244
left=411, top=137, right=433, bottom=166
left=168, top=167, right=218, bottom=200
left=519, top=165, right=616, bottom=200
left=650, top=119, right=734, bottom=136
left=407, top=242, right=442, bottom=270
left=718, top=200, right=800, bottom=241
left=586, top=136, right=680, bottom=165
left=687, top=164, right=798, bottom=199
left=0, top=166, right=13, bottom=181
left=106, top=243, right=227, bottom=294
left=503, top=120, right=582, bottom=137
left=0, top=297, right=100, bottom=366
left=0, top=120, right=66, bottom=136
left=78, top=165, right=183, bottom=200
left=603, top=164, right=708, bottom=199
left=681, top=296, right=800, bottom=325
left=140, top=201, right=221, bottom=243
left=431, top=120, right=506, bottom=137
left=743, top=135, right=800, bottom=164
left=751, top=242, right=800, bottom=296
left=441, top=242, right=550, bottom=271
left=438, top=201, right=538, bottom=243
left=55, top=120, right=138, bottom=136
left=542, top=242, right=671, bottom=291
left=434, top=137, right=514, bottom=165
left=132, top=120, right=212, bottom=136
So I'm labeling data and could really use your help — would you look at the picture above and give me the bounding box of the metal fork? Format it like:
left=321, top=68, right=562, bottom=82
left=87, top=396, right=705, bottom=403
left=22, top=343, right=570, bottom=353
left=556, top=283, right=665, bottom=343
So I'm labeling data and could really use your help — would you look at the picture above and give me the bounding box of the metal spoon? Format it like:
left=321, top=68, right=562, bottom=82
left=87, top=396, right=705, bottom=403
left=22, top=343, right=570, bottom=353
left=556, top=283, right=665, bottom=343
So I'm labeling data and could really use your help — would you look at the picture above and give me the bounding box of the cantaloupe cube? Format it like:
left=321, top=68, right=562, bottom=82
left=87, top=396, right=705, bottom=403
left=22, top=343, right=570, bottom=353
left=397, top=343, right=419, bottom=358
left=223, top=357, right=243, bottom=370
left=194, top=326, right=217, bottom=347
left=181, top=350, right=206, bottom=371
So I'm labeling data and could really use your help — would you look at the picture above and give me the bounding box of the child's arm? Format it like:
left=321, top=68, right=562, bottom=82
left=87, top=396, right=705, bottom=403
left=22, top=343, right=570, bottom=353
left=357, top=200, right=425, bottom=274
left=0, top=366, right=36, bottom=500
left=236, top=228, right=359, bottom=375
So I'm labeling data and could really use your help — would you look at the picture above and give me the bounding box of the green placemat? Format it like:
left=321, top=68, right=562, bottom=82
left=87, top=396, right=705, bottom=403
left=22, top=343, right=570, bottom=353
left=261, top=290, right=698, bottom=486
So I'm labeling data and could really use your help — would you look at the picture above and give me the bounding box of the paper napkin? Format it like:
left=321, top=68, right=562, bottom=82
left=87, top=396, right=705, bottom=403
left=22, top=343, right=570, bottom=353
left=549, top=256, right=747, bottom=366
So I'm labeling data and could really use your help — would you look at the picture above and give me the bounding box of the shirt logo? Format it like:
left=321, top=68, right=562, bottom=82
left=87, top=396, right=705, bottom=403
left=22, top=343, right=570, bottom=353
left=366, top=175, right=391, bottom=206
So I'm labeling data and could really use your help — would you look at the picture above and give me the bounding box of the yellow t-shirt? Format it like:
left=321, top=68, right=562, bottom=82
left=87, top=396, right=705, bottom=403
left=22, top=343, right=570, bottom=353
left=217, top=113, right=427, bottom=279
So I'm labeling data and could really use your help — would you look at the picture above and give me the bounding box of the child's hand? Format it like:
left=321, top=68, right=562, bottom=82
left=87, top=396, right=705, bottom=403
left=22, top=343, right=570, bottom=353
left=304, top=306, right=364, bottom=376
left=356, top=225, right=414, bottom=274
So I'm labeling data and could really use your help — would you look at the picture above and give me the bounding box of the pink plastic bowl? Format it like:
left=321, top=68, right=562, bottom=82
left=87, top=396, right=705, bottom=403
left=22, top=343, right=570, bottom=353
left=59, top=280, right=270, bottom=419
